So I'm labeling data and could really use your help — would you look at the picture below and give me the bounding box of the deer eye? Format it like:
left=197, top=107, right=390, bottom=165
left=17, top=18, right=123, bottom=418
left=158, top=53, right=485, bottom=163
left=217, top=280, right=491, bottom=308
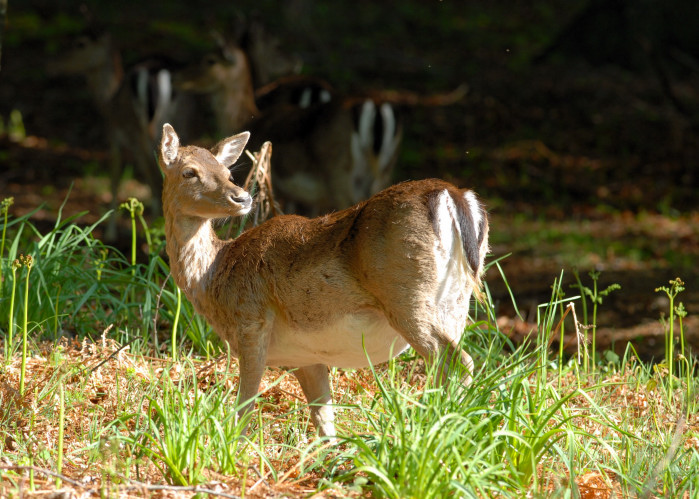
left=182, top=168, right=197, bottom=179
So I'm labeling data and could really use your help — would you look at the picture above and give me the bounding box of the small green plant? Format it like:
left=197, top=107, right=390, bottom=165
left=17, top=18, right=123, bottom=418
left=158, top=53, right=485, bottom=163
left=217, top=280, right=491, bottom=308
left=95, top=247, right=108, bottom=282
left=572, top=270, right=621, bottom=373
left=121, top=360, right=260, bottom=485
left=655, top=278, right=687, bottom=401
left=120, top=197, right=147, bottom=267
left=536, top=271, right=577, bottom=388
left=5, top=258, right=20, bottom=360
left=0, top=196, right=14, bottom=298
left=0, top=197, right=129, bottom=342
left=18, top=254, right=34, bottom=396
left=8, top=109, right=26, bottom=142
left=2, top=190, right=699, bottom=497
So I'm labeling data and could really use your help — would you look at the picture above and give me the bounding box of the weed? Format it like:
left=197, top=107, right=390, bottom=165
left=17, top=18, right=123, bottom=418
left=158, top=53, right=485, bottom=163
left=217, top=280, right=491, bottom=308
left=655, top=278, right=690, bottom=404
left=0, top=196, right=697, bottom=497
left=0, top=197, right=13, bottom=298
left=18, top=254, right=33, bottom=396
left=572, top=269, right=621, bottom=373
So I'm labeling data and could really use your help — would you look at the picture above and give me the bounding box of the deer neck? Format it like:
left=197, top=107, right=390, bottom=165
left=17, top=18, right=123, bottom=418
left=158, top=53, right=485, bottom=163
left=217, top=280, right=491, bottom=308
left=164, top=209, right=224, bottom=302
left=211, top=75, right=259, bottom=135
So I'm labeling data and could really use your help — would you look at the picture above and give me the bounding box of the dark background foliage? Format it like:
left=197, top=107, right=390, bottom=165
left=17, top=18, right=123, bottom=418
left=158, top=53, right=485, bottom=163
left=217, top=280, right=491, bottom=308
left=1, top=0, right=698, bottom=354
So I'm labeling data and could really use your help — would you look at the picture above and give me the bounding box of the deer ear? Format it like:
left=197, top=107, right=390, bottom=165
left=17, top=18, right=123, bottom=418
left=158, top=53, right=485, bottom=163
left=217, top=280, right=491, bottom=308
left=214, top=131, right=250, bottom=167
left=160, top=123, right=180, bottom=167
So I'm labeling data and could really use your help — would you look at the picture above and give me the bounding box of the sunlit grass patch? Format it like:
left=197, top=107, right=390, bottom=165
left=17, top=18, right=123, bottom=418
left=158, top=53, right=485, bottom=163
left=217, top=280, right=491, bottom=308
left=1, top=195, right=698, bottom=497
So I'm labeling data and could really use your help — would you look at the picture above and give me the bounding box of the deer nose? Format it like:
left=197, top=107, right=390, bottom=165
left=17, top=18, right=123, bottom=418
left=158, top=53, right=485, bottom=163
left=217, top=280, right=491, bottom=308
left=232, top=193, right=252, bottom=207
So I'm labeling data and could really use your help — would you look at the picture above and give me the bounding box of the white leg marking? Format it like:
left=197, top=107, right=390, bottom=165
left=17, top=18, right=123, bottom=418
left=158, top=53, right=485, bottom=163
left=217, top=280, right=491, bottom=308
left=358, top=100, right=376, bottom=150
left=299, top=88, right=312, bottom=108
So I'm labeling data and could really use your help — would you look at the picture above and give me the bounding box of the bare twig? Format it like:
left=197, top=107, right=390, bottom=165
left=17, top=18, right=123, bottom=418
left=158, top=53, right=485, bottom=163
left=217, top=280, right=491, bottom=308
left=547, top=302, right=574, bottom=348
left=225, top=141, right=279, bottom=238
left=0, top=465, right=242, bottom=499
left=119, top=478, right=242, bottom=498
left=570, top=302, right=583, bottom=365
left=0, top=464, right=92, bottom=490
left=85, top=326, right=137, bottom=375
left=368, top=83, right=469, bottom=107
left=243, top=140, right=279, bottom=224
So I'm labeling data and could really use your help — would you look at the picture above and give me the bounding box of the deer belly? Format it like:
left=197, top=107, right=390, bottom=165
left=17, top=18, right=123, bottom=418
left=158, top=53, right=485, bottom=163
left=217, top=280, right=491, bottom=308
left=265, top=312, right=410, bottom=368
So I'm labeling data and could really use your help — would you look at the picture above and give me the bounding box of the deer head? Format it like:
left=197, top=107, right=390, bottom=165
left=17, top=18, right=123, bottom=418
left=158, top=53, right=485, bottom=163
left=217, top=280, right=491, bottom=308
left=159, top=124, right=253, bottom=219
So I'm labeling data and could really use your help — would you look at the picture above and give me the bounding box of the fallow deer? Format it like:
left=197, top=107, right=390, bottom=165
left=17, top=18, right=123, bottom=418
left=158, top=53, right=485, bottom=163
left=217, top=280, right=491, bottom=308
left=48, top=33, right=196, bottom=237
left=175, top=43, right=402, bottom=215
left=158, top=123, right=488, bottom=437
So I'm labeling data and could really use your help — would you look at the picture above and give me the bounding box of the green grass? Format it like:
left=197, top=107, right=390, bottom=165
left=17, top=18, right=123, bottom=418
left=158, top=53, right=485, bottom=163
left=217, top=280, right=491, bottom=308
left=1, top=197, right=698, bottom=497
left=490, top=210, right=699, bottom=271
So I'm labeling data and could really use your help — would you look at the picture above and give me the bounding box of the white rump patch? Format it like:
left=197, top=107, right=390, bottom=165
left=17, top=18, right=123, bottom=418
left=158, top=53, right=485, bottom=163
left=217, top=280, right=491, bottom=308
left=358, top=100, right=376, bottom=151
left=135, top=67, right=149, bottom=112
left=431, top=190, right=470, bottom=343
left=378, top=103, right=399, bottom=171
left=146, top=69, right=173, bottom=136
left=464, top=190, right=481, bottom=239
left=298, top=88, right=332, bottom=108
left=299, top=88, right=312, bottom=108
left=154, top=70, right=172, bottom=120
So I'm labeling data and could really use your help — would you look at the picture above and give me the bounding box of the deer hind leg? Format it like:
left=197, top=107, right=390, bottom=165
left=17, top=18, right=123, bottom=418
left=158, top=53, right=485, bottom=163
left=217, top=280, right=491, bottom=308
left=291, top=364, right=336, bottom=438
left=377, top=288, right=473, bottom=386
left=400, top=320, right=474, bottom=387
left=434, top=336, right=474, bottom=386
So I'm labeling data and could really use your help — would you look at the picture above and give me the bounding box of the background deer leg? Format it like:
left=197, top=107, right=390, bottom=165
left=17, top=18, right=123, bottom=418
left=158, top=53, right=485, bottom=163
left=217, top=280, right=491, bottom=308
left=292, top=364, right=335, bottom=438
left=134, top=152, right=163, bottom=217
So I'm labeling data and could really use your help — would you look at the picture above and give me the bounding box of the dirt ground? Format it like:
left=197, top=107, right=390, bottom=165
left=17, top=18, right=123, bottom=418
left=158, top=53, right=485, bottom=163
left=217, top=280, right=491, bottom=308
left=1, top=2, right=698, bottom=360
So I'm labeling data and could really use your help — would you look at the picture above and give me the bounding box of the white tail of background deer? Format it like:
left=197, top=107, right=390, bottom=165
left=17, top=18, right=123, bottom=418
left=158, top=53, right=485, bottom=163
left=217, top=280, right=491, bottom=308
left=158, top=123, right=488, bottom=437
left=175, top=43, right=402, bottom=215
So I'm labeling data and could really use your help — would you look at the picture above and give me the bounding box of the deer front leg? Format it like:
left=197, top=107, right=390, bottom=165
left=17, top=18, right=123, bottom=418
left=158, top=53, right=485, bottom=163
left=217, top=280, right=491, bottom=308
left=236, top=342, right=268, bottom=433
left=292, top=364, right=335, bottom=438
